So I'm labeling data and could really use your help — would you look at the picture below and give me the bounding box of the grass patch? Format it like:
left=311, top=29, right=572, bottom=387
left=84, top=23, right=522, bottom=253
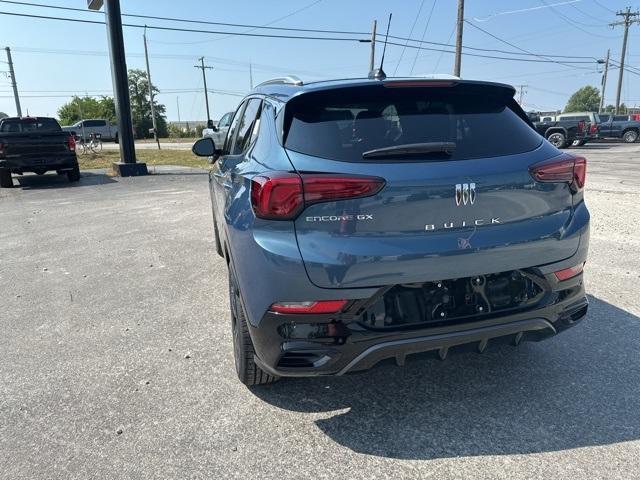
left=78, top=149, right=209, bottom=170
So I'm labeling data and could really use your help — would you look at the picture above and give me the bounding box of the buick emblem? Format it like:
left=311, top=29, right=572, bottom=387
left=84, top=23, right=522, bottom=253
left=455, top=183, right=476, bottom=206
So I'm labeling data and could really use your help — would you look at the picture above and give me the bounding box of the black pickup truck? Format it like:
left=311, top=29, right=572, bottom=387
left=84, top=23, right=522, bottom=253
left=527, top=113, right=587, bottom=149
left=0, top=116, right=79, bottom=188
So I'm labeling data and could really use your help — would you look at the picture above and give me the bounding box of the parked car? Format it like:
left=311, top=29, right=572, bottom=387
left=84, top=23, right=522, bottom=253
left=62, top=119, right=118, bottom=143
left=0, top=116, right=79, bottom=187
left=210, top=111, right=234, bottom=147
left=555, top=112, right=601, bottom=146
left=598, top=114, right=640, bottom=143
left=192, top=76, right=590, bottom=386
left=530, top=113, right=587, bottom=148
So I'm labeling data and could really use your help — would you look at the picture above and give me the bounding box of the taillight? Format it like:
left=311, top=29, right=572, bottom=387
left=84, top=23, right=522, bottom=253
left=529, top=154, right=586, bottom=192
left=251, top=172, right=384, bottom=220
left=269, top=300, right=348, bottom=314
left=554, top=263, right=584, bottom=281
left=590, top=123, right=598, bottom=134
left=67, top=135, right=76, bottom=152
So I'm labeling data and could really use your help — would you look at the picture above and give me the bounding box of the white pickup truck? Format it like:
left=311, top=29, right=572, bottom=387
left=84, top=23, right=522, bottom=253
left=62, top=119, right=119, bottom=142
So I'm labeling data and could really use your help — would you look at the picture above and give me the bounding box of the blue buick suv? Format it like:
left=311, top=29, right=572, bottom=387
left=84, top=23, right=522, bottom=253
left=192, top=75, right=590, bottom=386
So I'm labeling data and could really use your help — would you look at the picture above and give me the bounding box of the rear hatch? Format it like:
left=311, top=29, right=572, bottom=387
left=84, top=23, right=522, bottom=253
left=282, top=81, right=581, bottom=288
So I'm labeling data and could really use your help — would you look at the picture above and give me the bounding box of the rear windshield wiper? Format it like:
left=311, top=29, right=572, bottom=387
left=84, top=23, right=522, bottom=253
left=362, top=142, right=456, bottom=159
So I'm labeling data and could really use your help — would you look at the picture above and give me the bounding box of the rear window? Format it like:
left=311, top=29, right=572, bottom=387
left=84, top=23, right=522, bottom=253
left=283, top=84, right=542, bottom=161
left=0, top=118, right=61, bottom=133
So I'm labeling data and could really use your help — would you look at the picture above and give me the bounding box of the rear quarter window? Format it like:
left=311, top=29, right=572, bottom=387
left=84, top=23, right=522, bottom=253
left=0, top=118, right=61, bottom=132
left=283, top=85, right=542, bottom=161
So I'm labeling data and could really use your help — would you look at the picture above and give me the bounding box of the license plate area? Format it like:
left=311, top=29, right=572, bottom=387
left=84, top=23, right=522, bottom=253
left=358, top=270, right=545, bottom=329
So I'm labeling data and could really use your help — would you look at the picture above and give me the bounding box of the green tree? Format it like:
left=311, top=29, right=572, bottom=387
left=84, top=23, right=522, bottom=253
left=57, top=96, right=116, bottom=125
left=127, top=69, right=167, bottom=138
left=564, top=86, right=601, bottom=113
left=0, top=111, right=8, bottom=119
left=603, top=103, right=627, bottom=114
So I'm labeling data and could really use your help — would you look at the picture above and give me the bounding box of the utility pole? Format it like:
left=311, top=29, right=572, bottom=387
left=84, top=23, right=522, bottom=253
left=610, top=7, right=640, bottom=114
left=369, top=19, right=377, bottom=72
left=194, top=57, right=213, bottom=122
left=599, top=49, right=610, bottom=113
left=249, top=63, right=254, bottom=89
left=5, top=47, right=21, bottom=117
left=516, top=85, right=528, bottom=106
left=143, top=28, right=160, bottom=150
left=453, top=0, right=464, bottom=77
left=176, top=96, right=181, bottom=124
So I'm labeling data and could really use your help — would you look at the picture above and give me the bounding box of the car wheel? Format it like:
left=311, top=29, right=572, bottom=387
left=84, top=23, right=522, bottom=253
left=228, top=266, right=278, bottom=386
left=547, top=132, right=567, bottom=148
left=67, top=166, right=81, bottom=182
left=114, top=133, right=119, bottom=144
left=0, top=168, right=13, bottom=188
left=622, top=129, right=638, bottom=143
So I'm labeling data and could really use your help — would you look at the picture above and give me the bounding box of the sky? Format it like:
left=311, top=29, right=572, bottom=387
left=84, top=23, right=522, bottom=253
left=0, top=0, right=638, bottom=122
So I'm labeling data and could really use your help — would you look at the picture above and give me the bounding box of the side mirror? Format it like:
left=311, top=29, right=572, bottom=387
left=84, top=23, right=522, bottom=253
left=192, top=137, right=220, bottom=160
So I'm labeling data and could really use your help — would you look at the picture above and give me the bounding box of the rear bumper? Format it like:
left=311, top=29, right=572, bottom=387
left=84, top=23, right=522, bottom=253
left=0, top=155, right=78, bottom=173
left=249, top=269, right=588, bottom=377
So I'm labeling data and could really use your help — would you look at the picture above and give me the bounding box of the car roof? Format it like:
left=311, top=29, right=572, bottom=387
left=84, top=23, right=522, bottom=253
left=251, top=76, right=517, bottom=102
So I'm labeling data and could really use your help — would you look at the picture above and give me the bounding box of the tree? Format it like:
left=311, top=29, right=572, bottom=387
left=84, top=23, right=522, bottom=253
left=564, top=86, right=601, bottom=113
left=57, top=96, right=116, bottom=126
left=0, top=112, right=8, bottom=119
left=603, top=103, right=627, bottom=114
left=127, top=68, right=167, bottom=138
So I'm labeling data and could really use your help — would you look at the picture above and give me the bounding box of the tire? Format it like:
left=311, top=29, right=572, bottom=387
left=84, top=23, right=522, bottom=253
left=622, top=129, right=639, bottom=143
left=0, top=167, right=13, bottom=188
left=67, top=166, right=81, bottom=182
left=547, top=132, right=567, bottom=149
left=572, top=139, right=586, bottom=147
left=228, top=267, right=278, bottom=386
left=114, top=133, right=119, bottom=144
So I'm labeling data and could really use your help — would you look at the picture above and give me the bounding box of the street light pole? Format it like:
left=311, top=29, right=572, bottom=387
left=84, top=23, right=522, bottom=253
left=98, top=0, right=147, bottom=175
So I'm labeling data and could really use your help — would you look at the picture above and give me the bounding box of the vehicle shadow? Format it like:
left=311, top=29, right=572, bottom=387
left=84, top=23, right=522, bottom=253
left=13, top=171, right=117, bottom=190
left=252, top=295, right=640, bottom=459
left=573, top=144, right=616, bottom=150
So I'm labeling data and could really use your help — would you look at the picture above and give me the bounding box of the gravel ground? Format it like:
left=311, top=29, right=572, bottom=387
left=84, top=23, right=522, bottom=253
left=1, top=145, right=639, bottom=479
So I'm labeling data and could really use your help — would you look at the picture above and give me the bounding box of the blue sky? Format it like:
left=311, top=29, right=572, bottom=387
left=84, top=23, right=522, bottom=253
left=0, top=0, right=638, bottom=121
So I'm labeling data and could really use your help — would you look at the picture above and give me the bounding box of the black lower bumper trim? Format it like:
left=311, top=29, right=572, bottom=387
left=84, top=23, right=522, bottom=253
left=253, top=317, right=558, bottom=378
left=336, top=317, right=555, bottom=375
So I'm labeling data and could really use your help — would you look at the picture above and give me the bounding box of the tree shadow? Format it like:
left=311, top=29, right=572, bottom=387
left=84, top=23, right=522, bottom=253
left=252, top=295, right=640, bottom=459
left=13, top=171, right=116, bottom=190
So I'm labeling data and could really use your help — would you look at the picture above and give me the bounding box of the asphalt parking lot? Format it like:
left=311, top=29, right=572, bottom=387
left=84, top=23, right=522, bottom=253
left=1, top=144, right=639, bottom=479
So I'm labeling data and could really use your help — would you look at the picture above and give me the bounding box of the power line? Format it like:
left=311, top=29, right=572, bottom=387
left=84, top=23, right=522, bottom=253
left=409, top=0, right=437, bottom=75
left=591, top=0, right=616, bottom=14
left=463, top=20, right=595, bottom=69
left=539, top=0, right=619, bottom=39
left=393, top=0, right=426, bottom=75
left=152, top=0, right=326, bottom=45
left=0, top=0, right=363, bottom=37
left=0, top=0, right=603, bottom=63
left=0, top=10, right=371, bottom=43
